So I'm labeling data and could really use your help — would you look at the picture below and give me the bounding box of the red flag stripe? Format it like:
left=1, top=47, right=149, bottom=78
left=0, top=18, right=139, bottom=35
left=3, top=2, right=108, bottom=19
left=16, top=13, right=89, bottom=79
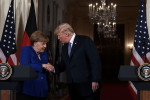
left=131, top=47, right=150, bottom=65
left=141, top=56, right=150, bottom=63
left=21, top=31, right=30, bottom=49
left=128, top=82, right=137, bottom=100
left=132, top=47, right=144, bottom=65
left=7, top=56, right=15, bottom=65
left=131, top=55, right=140, bottom=66
left=0, top=49, right=16, bottom=65
left=10, top=53, right=17, bottom=65
left=146, top=52, right=150, bottom=62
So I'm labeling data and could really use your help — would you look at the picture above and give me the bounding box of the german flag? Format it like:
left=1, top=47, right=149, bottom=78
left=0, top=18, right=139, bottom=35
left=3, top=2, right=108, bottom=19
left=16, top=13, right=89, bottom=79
left=20, top=0, right=37, bottom=50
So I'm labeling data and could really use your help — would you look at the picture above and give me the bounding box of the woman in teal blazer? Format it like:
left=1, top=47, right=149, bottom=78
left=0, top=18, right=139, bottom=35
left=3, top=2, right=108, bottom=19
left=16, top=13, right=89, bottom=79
left=18, top=31, right=54, bottom=100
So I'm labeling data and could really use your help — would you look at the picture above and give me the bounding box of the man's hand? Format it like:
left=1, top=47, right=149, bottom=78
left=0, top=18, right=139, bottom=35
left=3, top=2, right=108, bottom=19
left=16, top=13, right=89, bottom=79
left=92, top=82, right=99, bottom=92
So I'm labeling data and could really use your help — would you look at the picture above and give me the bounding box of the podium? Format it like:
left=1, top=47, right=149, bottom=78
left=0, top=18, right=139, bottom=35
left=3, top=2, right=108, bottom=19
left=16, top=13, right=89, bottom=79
left=0, top=65, right=38, bottom=100
left=118, top=65, right=150, bottom=100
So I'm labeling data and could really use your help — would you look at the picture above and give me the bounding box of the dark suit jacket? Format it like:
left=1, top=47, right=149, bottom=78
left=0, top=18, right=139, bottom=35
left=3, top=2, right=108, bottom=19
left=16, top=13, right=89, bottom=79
left=56, top=35, right=101, bottom=96
left=19, top=46, right=49, bottom=97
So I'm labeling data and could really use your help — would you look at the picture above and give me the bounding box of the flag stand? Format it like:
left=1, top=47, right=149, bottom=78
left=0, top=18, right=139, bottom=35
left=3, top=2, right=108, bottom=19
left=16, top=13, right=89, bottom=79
left=0, top=90, right=15, bottom=100
left=140, top=90, right=150, bottom=100
left=139, top=32, right=150, bottom=100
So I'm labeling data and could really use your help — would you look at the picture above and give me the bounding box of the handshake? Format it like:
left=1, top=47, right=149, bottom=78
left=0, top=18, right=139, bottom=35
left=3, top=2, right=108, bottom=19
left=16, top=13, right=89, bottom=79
left=42, top=63, right=55, bottom=72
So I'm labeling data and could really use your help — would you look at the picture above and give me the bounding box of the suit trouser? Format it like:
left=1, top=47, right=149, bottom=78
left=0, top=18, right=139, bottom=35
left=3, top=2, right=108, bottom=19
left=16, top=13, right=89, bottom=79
left=68, top=83, right=100, bottom=100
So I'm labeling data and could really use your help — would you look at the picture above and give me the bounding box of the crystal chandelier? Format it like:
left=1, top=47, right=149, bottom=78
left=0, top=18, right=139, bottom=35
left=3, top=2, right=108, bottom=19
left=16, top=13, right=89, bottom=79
left=88, top=0, right=117, bottom=38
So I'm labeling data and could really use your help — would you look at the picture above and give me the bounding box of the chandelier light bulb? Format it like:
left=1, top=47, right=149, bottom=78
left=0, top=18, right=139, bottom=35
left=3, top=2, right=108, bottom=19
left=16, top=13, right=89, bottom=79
left=88, top=0, right=117, bottom=38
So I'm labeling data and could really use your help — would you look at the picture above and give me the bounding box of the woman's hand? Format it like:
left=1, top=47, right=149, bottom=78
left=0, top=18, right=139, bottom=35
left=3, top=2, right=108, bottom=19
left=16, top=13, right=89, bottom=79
left=42, top=63, right=54, bottom=72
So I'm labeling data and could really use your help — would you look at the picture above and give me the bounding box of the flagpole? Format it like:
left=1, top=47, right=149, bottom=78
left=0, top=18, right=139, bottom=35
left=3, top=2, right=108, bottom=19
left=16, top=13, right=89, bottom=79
left=142, top=39, right=147, bottom=63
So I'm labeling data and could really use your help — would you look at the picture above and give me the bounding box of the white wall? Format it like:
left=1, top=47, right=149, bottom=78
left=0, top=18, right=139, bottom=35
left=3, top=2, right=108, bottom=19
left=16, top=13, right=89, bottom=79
left=147, top=0, right=150, bottom=36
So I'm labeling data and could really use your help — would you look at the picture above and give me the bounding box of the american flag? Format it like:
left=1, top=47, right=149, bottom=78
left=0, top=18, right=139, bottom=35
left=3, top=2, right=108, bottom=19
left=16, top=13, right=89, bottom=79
left=0, top=0, right=17, bottom=65
left=129, top=0, right=149, bottom=99
left=131, top=0, right=150, bottom=66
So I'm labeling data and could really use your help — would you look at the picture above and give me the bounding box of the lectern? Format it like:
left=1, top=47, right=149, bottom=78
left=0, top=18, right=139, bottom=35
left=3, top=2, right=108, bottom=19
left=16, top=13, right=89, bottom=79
left=118, top=65, right=150, bottom=100
left=0, top=65, right=38, bottom=100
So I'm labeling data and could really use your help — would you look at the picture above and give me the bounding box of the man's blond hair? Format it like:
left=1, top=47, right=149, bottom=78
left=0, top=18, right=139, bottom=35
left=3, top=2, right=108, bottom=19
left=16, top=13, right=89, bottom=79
left=54, top=23, right=74, bottom=35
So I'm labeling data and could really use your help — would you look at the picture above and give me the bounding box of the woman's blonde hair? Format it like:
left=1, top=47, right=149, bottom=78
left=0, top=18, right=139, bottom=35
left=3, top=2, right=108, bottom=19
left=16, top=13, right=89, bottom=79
left=30, top=31, right=49, bottom=46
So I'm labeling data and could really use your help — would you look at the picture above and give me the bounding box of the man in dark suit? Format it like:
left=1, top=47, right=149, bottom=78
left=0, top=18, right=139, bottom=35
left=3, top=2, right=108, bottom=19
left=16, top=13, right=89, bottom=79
left=54, top=23, right=101, bottom=100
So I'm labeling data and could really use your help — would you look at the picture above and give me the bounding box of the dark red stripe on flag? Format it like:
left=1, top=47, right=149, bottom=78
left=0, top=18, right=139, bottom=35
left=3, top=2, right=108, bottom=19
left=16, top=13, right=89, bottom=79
left=0, top=59, right=2, bottom=63
left=7, top=56, right=14, bottom=65
left=21, top=31, right=30, bottom=48
left=142, top=56, right=146, bottom=63
left=146, top=59, right=150, bottom=63
left=128, top=82, right=137, bottom=100
left=131, top=54, right=140, bottom=66
left=141, top=56, right=150, bottom=64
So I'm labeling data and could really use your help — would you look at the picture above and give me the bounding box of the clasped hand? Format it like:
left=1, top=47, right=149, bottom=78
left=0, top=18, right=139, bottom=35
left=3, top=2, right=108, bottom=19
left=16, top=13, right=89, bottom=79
left=42, top=63, right=54, bottom=72
left=92, top=82, right=99, bottom=92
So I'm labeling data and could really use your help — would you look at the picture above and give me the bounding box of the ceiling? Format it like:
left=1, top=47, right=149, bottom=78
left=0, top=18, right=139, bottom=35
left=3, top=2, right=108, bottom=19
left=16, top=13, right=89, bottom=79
left=66, top=0, right=147, bottom=21
left=67, top=0, right=146, bottom=7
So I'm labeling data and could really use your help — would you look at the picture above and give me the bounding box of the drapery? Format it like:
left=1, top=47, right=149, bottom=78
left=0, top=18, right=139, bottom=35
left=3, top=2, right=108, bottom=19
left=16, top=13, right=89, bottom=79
left=146, top=0, right=150, bottom=36
left=0, top=0, right=38, bottom=40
